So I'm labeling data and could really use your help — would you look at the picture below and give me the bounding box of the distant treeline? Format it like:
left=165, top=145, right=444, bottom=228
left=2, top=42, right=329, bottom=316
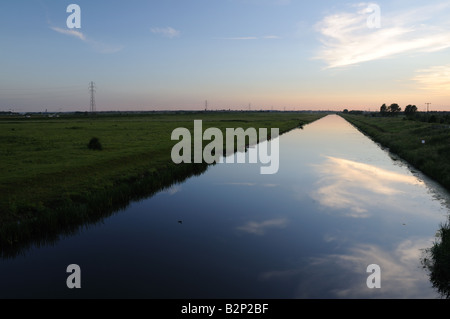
left=405, top=112, right=450, bottom=124
left=0, top=109, right=332, bottom=118
left=343, top=107, right=450, bottom=124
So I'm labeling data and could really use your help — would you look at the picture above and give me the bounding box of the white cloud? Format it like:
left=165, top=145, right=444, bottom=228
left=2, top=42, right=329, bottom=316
left=50, top=26, right=86, bottom=41
left=412, top=64, right=450, bottom=94
left=151, top=27, right=181, bottom=38
left=50, top=26, right=122, bottom=54
left=315, top=3, right=450, bottom=68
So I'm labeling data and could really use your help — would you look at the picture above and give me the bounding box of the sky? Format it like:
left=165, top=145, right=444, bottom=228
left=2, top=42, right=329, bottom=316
left=0, top=0, right=449, bottom=112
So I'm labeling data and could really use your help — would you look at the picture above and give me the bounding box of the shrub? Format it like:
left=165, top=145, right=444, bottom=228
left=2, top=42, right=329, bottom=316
left=87, top=137, right=102, bottom=150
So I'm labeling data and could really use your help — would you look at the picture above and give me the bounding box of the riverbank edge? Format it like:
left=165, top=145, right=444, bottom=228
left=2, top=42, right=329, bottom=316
left=340, top=114, right=450, bottom=193
left=0, top=115, right=326, bottom=257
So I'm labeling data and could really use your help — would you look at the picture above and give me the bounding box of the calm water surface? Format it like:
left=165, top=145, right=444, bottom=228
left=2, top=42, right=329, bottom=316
left=1, top=114, right=449, bottom=298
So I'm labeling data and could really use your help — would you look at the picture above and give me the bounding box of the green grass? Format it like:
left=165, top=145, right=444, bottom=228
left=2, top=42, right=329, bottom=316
left=0, top=111, right=326, bottom=256
left=340, top=113, right=450, bottom=192
left=422, top=222, right=450, bottom=299
left=0, top=111, right=326, bottom=246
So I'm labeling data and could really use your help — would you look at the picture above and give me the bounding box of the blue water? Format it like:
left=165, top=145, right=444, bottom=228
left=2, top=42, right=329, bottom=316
left=0, top=114, right=448, bottom=298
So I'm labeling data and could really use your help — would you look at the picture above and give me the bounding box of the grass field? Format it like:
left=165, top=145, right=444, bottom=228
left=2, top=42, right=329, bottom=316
left=0, top=111, right=326, bottom=229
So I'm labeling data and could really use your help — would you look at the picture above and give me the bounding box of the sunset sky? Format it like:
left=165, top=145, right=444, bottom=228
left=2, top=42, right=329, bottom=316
left=1, top=0, right=449, bottom=112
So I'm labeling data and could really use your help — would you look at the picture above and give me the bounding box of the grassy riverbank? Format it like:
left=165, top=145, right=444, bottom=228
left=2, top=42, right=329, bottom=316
left=1, top=111, right=325, bottom=226
left=340, top=113, right=450, bottom=192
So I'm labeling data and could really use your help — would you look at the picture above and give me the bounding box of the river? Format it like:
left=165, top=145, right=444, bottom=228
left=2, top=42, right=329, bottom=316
left=0, top=114, right=448, bottom=299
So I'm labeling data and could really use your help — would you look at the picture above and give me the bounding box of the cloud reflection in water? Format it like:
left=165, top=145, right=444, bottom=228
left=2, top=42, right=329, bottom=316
left=310, top=156, right=424, bottom=218
left=236, top=218, right=288, bottom=235
left=259, top=238, right=436, bottom=298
